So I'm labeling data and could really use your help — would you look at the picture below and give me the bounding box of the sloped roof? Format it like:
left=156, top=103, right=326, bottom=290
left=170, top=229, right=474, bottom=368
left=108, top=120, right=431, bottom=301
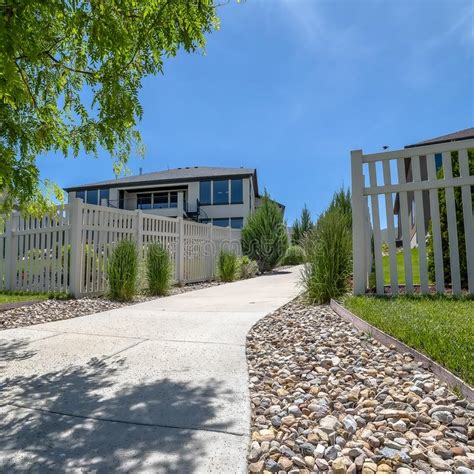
left=405, top=127, right=474, bottom=148
left=64, top=166, right=258, bottom=194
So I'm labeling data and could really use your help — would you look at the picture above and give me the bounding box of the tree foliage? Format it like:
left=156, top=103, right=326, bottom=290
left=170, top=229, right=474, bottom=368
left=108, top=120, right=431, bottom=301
left=0, top=0, right=219, bottom=215
left=291, top=204, right=312, bottom=245
left=428, top=151, right=474, bottom=289
left=327, top=187, right=352, bottom=229
left=241, top=194, right=288, bottom=273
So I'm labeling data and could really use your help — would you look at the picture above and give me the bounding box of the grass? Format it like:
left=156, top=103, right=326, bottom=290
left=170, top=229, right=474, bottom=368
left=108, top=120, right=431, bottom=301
left=343, top=295, right=474, bottom=385
left=382, top=247, right=420, bottom=285
left=0, top=292, right=49, bottom=304
left=373, top=247, right=422, bottom=286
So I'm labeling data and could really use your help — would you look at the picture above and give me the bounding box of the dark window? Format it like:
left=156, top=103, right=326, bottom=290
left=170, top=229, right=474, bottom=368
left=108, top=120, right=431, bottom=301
left=213, top=179, right=229, bottom=205
left=137, top=194, right=152, bottom=209
left=119, top=190, right=125, bottom=209
left=200, top=218, right=211, bottom=224
left=231, top=217, right=244, bottom=229
left=86, top=189, right=98, bottom=205
left=153, top=192, right=168, bottom=209
left=200, top=181, right=211, bottom=205
left=99, top=188, right=109, bottom=204
left=169, top=192, right=178, bottom=208
left=231, top=179, right=243, bottom=204
left=213, top=218, right=229, bottom=227
left=75, top=190, right=85, bottom=202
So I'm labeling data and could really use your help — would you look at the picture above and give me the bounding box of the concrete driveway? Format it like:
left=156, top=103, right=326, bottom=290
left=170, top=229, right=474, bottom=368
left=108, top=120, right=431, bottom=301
left=0, top=267, right=300, bottom=473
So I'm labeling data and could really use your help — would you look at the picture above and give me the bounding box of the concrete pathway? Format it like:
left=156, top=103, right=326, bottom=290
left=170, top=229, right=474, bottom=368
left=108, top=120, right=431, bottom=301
left=0, top=267, right=300, bottom=473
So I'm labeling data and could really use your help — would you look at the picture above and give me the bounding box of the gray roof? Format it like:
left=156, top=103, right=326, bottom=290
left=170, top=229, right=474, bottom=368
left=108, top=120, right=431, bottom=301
left=64, top=166, right=258, bottom=194
left=405, top=127, right=474, bottom=148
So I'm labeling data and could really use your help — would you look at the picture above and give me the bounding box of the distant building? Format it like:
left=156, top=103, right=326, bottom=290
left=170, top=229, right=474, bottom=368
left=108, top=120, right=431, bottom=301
left=64, top=166, right=284, bottom=229
left=394, top=127, right=474, bottom=246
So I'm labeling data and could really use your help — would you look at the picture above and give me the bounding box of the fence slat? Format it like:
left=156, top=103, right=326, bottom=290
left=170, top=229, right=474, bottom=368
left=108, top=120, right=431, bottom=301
left=443, top=151, right=461, bottom=294
left=369, top=162, right=384, bottom=294
left=426, top=154, right=445, bottom=293
left=396, top=157, right=414, bottom=293
left=459, top=149, right=474, bottom=292
left=411, top=156, right=429, bottom=293
left=382, top=160, right=398, bottom=294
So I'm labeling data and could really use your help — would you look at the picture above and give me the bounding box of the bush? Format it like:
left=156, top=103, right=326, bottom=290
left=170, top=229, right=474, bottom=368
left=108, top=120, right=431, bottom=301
left=238, top=256, right=258, bottom=279
left=241, top=194, right=288, bottom=272
left=146, top=242, right=172, bottom=296
left=108, top=239, right=138, bottom=301
left=428, top=151, right=474, bottom=289
left=218, top=251, right=238, bottom=282
left=302, top=208, right=352, bottom=304
left=282, top=245, right=305, bottom=265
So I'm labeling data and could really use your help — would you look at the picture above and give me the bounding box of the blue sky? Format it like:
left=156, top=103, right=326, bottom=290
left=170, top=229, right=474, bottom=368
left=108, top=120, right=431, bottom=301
left=38, top=0, right=474, bottom=224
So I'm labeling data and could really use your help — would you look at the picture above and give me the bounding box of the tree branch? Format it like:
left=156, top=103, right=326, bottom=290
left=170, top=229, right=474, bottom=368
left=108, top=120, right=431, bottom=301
left=14, top=60, right=37, bottom=109
left=46, top=52, right=97, bottom=77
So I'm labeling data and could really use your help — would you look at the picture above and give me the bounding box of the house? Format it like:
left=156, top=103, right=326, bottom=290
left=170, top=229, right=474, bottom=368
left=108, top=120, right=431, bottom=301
left=394, top=127, right=474, bottom=246
left=64, top=166, right=281, bottom=229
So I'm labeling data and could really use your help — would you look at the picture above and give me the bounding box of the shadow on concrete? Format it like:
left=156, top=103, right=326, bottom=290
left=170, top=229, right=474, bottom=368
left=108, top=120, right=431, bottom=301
left=0, top=339, right=37, bottom=364
left=1, top=351, right=234, bottom=472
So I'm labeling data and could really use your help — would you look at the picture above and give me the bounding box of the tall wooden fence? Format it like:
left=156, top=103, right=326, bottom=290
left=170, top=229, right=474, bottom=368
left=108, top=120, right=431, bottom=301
left=0, top=199, right=241, bottom=297
left=352, top=139, right=474, bottom=295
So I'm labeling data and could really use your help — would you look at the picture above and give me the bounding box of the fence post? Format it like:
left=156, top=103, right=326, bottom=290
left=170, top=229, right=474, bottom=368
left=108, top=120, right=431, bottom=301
left=135, top=210, right=143, bottom=256
left=69, top=198, right=83, bottom=298
left=351, top=149, right=367, bottom=295
left=209, top=223, right=214, bottom=281
left=177, top=217, right=185, bottom=284
left=4, top=213, right=18, bottom=290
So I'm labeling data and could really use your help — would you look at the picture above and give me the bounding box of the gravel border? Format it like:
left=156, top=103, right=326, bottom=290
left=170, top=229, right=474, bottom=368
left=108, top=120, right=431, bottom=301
left=0, top=281, right=223, bottom=331
left=330, top=299, right=474, bottom=403
left=247, top=299, right=473, bottom=473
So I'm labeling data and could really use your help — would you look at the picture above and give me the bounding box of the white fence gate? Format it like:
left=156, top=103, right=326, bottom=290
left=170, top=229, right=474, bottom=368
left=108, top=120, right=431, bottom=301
left=0, top=199, right=241, bottom=297
left=352, top=139, right=474, bottom=295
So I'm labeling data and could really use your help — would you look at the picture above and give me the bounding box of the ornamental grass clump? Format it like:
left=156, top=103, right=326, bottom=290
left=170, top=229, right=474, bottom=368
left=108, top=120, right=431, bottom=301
left=146, top=242, right=172, bottom=296
left=238, top=256, right=258, bottom=279
left=241, top=194, right=288, bottom=273
left=302, top=208, right=352, bottom=304
left=282, top=245, right=306, bottom=265
left=108, top=239, right=138, bottom=301
left=218, top=251, right=238, bottom=282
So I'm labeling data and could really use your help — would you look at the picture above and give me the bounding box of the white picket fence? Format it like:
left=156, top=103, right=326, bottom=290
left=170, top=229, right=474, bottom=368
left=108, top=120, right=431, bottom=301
left=0, top=199, right=241, bottom=297
left=352, top=139, right=474, bottom=295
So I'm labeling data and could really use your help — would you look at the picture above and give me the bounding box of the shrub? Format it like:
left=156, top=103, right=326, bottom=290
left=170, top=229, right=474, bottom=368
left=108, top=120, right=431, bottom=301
left=241, top=194, right=288, bottom=272
left=302, top=208, right=352, bottom=304
left=428, top=151, right=474, bottom=289
left=238, top=256, right=258, bottom=279
left=218, top=251, right=238, bottom=282
left=146, top=242, right=172, bottom=296
left=108, top=239, right=138, bottom=301
left=282, top=245, right=306, bottom=265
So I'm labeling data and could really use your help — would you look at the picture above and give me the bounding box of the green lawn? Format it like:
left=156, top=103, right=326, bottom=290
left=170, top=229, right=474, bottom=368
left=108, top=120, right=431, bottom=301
left=343, top=295, right=474, bottom=385
left=381, top=247, right=420, bottom=285
left=0, top=292, right=49, bottom=304
left=370, top=247, right=421, bottom=287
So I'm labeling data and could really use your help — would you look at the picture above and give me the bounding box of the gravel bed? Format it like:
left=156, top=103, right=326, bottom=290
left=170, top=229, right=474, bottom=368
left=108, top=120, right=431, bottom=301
left=0, top=281, right=222, bottom=331
left=247, top=299, right=473, bottom=473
